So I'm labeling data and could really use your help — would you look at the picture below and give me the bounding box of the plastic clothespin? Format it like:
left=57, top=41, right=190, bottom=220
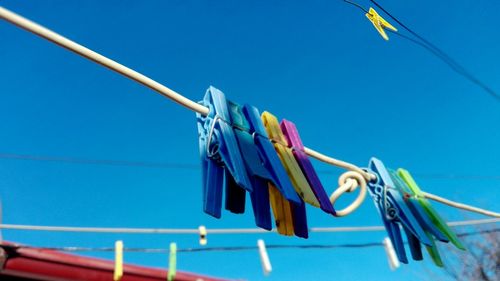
left=382, top=237, right=400, bottom=270
left=168, top=242, right=177, bottom=281
left=223, top=102, right=290, bottom=230
left=397, top=169, right=465, bottom=251
left=268, top=184, right=295, bottom=236
left=280, top=120, right=336, bottom=215
left=236, top=104, right=302, bottom=231
left=198, top=225, right=207, bottom=246
left=196, top=86, right=252, bottom=218
left=366, top=158, right=432, bottom=264
left=261, top=112, right=320, bottom=208
left=261, top=112, right=310, bottom=238
left=389, top=170, right=449, bottom=267
left=390, top=170, right=449, bottom=243
left=114, top=240, right=124, bottom=281
left=365, top=7, right=397, bottom=41
left=257, top=239, right=272, bottom=276
left=242, top=105, right=302, bottom=204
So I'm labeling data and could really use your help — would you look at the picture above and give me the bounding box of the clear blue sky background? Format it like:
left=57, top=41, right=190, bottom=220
left=1, top=1, right=499, bottom=280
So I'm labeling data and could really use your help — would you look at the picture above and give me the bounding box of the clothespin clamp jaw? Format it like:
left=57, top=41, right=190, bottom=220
left=365, top=7, right=397, bottom=41
left=366, top=158, right=432, bottom=263
left=196, top=86, right=252, bottom=218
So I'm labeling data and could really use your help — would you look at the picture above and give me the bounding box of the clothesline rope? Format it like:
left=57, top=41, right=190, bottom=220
left=1, top=6, right=499, bottom=218
left=0, top=218, right=498, bottom=235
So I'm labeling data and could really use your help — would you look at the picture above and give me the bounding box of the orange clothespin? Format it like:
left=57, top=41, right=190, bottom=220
left=365, top=7, right=397, bottom=40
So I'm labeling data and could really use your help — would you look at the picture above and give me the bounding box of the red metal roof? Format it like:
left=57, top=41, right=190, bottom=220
left=0, top=242, right=235, bottom=281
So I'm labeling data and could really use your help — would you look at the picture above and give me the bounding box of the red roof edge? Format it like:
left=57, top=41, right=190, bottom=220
left=0, top=241, right=236, bottom=281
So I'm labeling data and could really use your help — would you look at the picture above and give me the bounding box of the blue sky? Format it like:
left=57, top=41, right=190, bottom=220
left=1, top=1, right=499, bottom=280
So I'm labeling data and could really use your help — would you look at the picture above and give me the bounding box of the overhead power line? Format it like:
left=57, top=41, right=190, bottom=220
left=368, top=0, right=500, bottom=101
left=1, top=152, right=500, bottom=181
left=3, top=228, right=498, bottom=254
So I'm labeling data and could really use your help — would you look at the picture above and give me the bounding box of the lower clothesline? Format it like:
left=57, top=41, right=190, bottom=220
left=0, top=218, right=498, bottom=235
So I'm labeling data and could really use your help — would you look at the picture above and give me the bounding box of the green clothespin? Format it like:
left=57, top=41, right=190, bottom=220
left=389, top=170, right=443, bottom=267
left=168, top=242, right=177, bottom=281
left=423, top=235, right=444, bottom=267
left=397, top=169, right=466, bottom=250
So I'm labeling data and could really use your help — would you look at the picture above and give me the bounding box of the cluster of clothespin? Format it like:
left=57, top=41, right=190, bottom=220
left=366, top=158, right=466, bottom=267
left=112, top=226, right=209, bottom=281
left=112, top=236, right=272, bottom=280
left=195, top=86, right=467, bottom=267
left=112, top=240, right=180, bottom=281
left=196, top=86, right=337, bottom=238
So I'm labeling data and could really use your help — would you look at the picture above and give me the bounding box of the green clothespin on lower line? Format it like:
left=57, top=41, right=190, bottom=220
left=168, top=242, right=177, bottom=281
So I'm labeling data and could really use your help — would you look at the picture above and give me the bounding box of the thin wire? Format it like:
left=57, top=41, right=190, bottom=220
left=3, top=229, right=498, bottom=253
left=0, top=218, right=498, bottom=235
left=343, top=0, right=368, bottom=13
left=0, top=6, right=499, bottom=217
left=1, top=152, right=500, bottom=181
left=368, top=0, right=500, bottom=101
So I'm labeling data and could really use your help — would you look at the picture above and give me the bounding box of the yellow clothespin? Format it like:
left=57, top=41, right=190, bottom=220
left=114, top=240, right=124, bottom=281
left=168, top=242, right=177, bottom=281
left=198, top=225, right=207, bottom=246
left=365, top=7, right=397, bottom=41
left=268, top=184, right=294, bottom=236
left=261, top=112, right=320, bottom=207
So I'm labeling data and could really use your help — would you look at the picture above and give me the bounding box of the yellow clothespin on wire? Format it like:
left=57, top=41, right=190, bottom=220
left=168, top=242, right=177, bottom=281
left=114, top=240, right=124, bottom=281
left=365, top=7, right=397, bottom=40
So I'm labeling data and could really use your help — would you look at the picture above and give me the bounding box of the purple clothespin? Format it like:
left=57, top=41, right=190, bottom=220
left=280, top=120, right=336, bottom=215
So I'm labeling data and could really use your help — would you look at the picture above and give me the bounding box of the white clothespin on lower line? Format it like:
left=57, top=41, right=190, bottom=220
left=382, top=237, right=400, bottom=270
left=199, top=226, right=207, bottom=246
left=257, top=239, right=272, bottom=276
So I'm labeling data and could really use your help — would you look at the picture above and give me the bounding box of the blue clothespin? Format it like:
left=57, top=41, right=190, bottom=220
left=242, top=105, right=301, bottom=204
left=366, top=158, right=432, bottom=264
left=224, top=100, right=279, bottom=229
left=224, top=103, right=301, bottom=230
left=196, top=86, right=252, bottom=218
left=389, top=170, right=448, bottom=267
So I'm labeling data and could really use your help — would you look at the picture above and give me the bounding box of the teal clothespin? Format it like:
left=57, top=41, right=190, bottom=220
left=398, top=169, right=466, bottom=251
left=168, top=242, right=177, bottom=281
